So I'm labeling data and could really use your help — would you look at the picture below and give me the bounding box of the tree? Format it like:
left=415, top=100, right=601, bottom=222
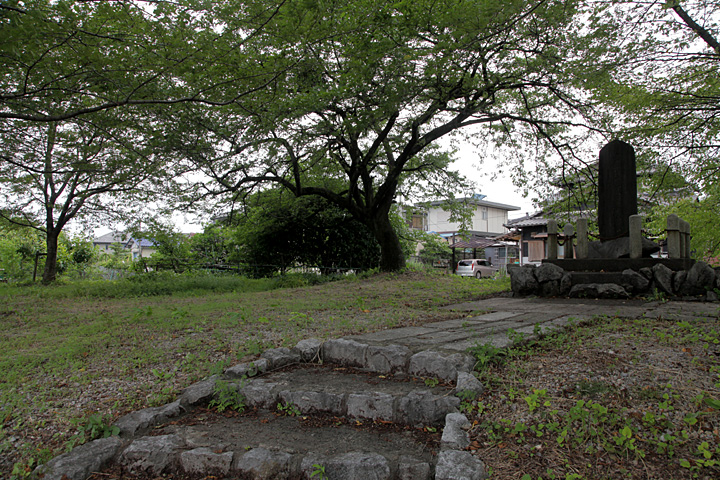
left=0, top=113, right=179, bottom=282
left=230, top=190, right=380, bottom=276
left=179, top=0, right=602, bottom=271
left=0, top=0, right=282, bottom=282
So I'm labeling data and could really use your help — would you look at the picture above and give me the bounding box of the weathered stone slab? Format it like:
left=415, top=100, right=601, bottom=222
left=364, top=344, right=411, bottom=373
left=180, top=447, right=233, bottom=476
left=441, top=412, right=471, bottom=450
left=278, top=390, right=344, bottom=414
left=225, top=359, right=268, bottom=379
left=233, top=447, right=291, bottom=480
left=435, top=450, right=488, bottom=480
left=408, top=350, right=472, bottom=382
left=598, top=139, right=637, bottom=241
left=180, top=376, right=218, bottom=407
left=240, top=379, right=279, bottom=409
left=301, top=452, right=390, bottom=480
left=262, top=347, right=301, bottom=369
left=293, top=338, right=323, bottom=362
left=396, top=390, right=460, bottom=426
left=455, top=371, right=484, bottom=397
left=119, top=434, right=184, bottom=475
left=346, top=392, right=395, bottom=421
left=114, top=400, right=183, bottom=436
left=322, top=339, right=367, bottom=367
left=397, top=455, right=431, bottom=480
left=35, top=436, right=122, bottom=480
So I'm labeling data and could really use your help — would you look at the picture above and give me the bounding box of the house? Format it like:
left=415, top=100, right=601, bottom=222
left=504, top=213, right=550, bottom=265
left=124, top=238, right=157, bottom=260
left=409, top=194, right=521, bottom=269
left=92, top=233, right=129, bottom=254
left=504, top=212, right=582, bottom=265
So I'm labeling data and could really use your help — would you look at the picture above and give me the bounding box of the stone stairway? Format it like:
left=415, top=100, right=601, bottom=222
left=39, top=296, right=638, bottom=480
left=37, top=338, right=489, bottom=480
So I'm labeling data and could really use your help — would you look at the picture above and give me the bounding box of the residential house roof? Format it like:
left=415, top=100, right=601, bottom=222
left=505, top=213, right=548, bottom=229
left=424, top=196, right=521, bottom=212
left=93, top=233, right=129, bottom=244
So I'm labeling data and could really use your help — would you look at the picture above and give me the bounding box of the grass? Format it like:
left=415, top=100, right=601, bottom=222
left=0, top=268, right=510, bottom=476
left=466, top=313, right=720, bottom=479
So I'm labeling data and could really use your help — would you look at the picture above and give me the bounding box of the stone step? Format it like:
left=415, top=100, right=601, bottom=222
left=234, top=364, right=461, bottom=427
left=37, top=339, right=489, bottom=480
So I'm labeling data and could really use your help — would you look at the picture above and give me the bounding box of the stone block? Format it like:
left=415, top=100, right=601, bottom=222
left=674, top=270, right=688, bottom=295
left=684, top=261, right=716, bottom=295
left=293, top=338, right=324, bottom=362
left=441, top=412, right=471, bottom=450
left=114, top=400, right=183, bottom=437
left=569, top=283, right=629, bottom=299
left=35, top=436, right=122, bottom=480
left=509, top=265, right=538, bottom=296
left=652, top=263, right=674, bottom=295
left=278, top=390, right=344, bottom=414
left=536, top=262, right=564, bottom=283
left=364, top=344, right=411, bottom=373
left=346, top=392, right=395, bottom=421
left=262, top=347, right=301, bottom=369
left=181, top=447, right=233, bottom=476
left=396, top=390, right=460, bottom=426
left=179, top=376, right=218, bottom=407
left=397, top=455, right=431, bottom=480
left=621, top=269, right=650, bottom=294
left=639, top=267, right=653, bottom=280
left=301, top=452, right=390, bottom=480
left=408, top=350, right=458, bottom=382
left=435, top=450, right=488, bottom=480
left=119, top=434, right=184, bottom=475
left=322, top=339, right=367, bottom=367
left=225, top=359, right=268, bottom=379
left=240, top=379, right=279, bottom=409
left=455, top=371, right=484, bottom=397
left=233, top=447, right=291, bottom=480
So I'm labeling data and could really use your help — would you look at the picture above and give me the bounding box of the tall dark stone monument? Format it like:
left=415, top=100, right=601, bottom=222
left=598, top=139, right=637, bottom=241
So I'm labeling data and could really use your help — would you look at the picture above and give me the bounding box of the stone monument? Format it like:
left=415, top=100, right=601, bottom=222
left=509, top=140, right=705, bottom=299
left=598, top=139, right=637, bottom=241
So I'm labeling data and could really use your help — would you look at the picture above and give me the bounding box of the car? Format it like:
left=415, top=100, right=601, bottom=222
left=455, top=259, right=499, bottom=278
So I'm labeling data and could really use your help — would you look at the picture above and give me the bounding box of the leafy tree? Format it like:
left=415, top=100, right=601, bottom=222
left=0, top=0, right=279, bottom=283
left=189, top=226, right=233, bottom=266
left=180, top=0, right=602, bottom=271
left=0, top=114, right=179, bottom=283
left=415, top=231, right=453, bottom=265
left=231, top=191, right=380, bottom=276
left=130, top=221, right=192, bottom=273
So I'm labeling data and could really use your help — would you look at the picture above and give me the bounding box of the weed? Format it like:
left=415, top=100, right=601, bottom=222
left=424, top=377, right=440, bottom=387
left=73, top=413, right=119, bottom=441
left=209, top=379, right=246, bottom=413
left=276, top=401, right=301, bottom=416
left=310, top=463, right=328, bottom=479
left=467, top=342, right=507, bottom=370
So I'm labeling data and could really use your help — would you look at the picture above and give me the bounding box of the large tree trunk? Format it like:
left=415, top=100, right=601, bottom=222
left=369, top=211, right=406, bottom=272
left=42, top=229, right=60, bottom=284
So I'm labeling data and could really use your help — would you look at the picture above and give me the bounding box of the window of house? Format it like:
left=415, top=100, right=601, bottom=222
left=481, top=207, right=488, bottom=220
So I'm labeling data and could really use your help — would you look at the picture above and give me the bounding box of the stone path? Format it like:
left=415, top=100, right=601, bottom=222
left=36, top=297, right=719, bottom=480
